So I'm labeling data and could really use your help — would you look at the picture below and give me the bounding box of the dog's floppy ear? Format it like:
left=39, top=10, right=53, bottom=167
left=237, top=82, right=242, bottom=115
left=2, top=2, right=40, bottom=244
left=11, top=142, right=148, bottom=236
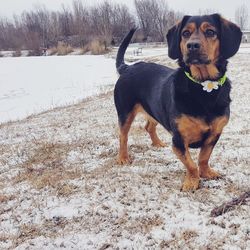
left=166, top=16, right=190, bottom=60
left=213, top=14, right=242, bottom=59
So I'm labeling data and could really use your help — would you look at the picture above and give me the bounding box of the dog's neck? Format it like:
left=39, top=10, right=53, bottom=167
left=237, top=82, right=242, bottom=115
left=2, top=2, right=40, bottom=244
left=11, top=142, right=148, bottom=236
left=179, top=59, right=228, bottom=82
left=189, top=64, right=219, bottom=81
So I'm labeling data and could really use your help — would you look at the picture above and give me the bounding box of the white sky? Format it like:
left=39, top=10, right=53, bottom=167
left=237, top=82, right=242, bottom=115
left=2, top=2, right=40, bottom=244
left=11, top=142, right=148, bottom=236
left=0, top=0, right=249, bottom=24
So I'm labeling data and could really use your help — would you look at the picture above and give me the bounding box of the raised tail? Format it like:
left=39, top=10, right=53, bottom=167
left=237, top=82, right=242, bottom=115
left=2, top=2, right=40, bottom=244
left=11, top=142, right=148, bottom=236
left=116, top=28, right=137, bottom=74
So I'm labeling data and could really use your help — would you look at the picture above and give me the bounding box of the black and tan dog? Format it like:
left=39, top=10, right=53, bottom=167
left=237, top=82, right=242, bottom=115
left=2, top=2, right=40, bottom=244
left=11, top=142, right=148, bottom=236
left=114, top=14, right=242, bottom=191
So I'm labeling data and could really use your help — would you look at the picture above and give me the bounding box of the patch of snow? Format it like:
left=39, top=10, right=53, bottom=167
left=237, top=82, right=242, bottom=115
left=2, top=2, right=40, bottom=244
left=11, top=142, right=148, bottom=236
left=0, top=55, right=117, bottom=123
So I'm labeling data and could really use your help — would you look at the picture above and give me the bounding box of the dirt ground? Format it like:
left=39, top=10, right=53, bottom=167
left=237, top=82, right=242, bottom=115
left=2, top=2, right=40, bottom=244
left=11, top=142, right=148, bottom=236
left=0, top=52, right=249, bottom=249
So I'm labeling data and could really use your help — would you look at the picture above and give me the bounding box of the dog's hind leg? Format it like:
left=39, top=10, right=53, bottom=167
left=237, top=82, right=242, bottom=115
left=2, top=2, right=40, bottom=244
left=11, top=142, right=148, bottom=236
left=145, top=119, right=166, bottom=147
left=117, top=110, right=137, bottom=165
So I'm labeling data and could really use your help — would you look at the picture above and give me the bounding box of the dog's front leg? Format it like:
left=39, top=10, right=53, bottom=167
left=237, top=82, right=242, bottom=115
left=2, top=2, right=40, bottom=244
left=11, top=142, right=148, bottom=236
left=172, top=137, right=200, bottom=191
left=198, top=135, right=221, bottom=179
left=199, top=116, right=229, bottom=178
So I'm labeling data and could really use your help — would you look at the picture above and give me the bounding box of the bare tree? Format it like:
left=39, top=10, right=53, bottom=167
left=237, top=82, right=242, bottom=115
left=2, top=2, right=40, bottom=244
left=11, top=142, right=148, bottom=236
left=90, top=1, right=135, bottom=45
left=59, top=4, right=74, bottom=37
left=112, top=4, right=135, bottom=42
left=72, top=0, right=89, bottom=35
left=235, top=4, right=249, bottom=30
left=0, top=0, right=182, bottom=51
left=134, top=0, right=154, bottom=39
left=134, top=0, right=182, bottom=42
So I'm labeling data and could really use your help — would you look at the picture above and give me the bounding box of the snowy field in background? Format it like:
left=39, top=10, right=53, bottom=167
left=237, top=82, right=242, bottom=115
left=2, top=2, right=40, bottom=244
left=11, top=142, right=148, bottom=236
left=1, top=44, right=250, bottom=124
left=0, top=55, right=117, bottom=123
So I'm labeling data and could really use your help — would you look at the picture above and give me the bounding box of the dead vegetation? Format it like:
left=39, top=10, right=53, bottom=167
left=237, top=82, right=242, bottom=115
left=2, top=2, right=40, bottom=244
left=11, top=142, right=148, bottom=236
left=13, top=217, right=70, bottom=248
left=12, top=141, right=82, bottom=196
left=48, top=42, right=74, bottom=56
left=81, top=40, right=110, bottom=55
left=0, top=194, right=16, bottom=203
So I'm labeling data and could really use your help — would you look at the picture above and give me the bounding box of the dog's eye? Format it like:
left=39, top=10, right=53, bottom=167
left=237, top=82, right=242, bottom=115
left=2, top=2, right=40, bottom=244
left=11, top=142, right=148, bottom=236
left=205, top=29, right=216, bottom=37
left=182, top=30, right=191, bottom=38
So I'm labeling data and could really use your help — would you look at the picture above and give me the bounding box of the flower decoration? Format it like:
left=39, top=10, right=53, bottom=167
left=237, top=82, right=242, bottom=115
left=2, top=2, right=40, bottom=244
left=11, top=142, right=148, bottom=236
left=201, top=81, right=219, bottom=92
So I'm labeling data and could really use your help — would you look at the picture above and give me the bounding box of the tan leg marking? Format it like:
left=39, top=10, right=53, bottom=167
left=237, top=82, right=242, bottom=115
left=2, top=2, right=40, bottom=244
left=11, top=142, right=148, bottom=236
left=199, top=116, right=228, bottom=179
left=173, top=145, right=200, bottom=191
left=117, top=104, right=166, bottom=164
left=199, top=144, right=221, bottom=179
left=145, top=119, right=166, bottom=147
left=118, top=110, right=136, bottom=165
left=174, top=115, right=210, bottom=191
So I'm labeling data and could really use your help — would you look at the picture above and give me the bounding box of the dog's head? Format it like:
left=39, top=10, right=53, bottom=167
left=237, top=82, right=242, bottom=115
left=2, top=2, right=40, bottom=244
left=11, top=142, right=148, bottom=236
left=167, top=14, right=242, bottom=65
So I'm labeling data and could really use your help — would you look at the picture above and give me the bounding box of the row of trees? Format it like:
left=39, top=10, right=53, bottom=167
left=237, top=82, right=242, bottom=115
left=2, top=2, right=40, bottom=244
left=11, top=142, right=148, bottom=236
left=235, top=4, right=249, bottom=31
left=0, top=0, right=182, bottom=52
left=0, top=0, right=248, bottom=53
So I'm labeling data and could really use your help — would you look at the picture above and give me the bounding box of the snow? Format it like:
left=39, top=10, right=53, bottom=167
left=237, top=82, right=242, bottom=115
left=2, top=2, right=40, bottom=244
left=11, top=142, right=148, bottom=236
left=0, top=55, right=116, bottom=123
left=0, top=46, right=250, bottom=249
left=1, top=45, right=250, bottom=124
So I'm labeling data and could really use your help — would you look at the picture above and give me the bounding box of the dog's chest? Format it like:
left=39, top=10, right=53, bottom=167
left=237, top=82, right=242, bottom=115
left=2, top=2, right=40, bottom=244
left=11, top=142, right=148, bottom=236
left=175, top=115, right=229, bottom=145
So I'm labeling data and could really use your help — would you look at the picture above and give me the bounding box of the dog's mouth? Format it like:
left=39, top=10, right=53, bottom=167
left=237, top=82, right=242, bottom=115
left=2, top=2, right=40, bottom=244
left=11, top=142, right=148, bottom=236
left=184, top=53, right=211, bottom=65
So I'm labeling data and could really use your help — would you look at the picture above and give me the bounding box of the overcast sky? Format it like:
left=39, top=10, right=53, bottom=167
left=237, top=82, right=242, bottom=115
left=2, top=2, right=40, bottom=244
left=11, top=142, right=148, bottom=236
left=0, top=0, right=249, bottom=24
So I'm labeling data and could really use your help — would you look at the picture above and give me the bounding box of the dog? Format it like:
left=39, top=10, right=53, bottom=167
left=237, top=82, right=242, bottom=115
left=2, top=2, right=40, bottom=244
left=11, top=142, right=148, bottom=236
left=114, top=14, right=242, bottom=191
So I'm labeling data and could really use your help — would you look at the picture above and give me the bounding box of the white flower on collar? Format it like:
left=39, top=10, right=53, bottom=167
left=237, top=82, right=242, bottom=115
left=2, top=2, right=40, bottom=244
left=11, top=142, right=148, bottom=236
left=201, top=80, right=219, bottom=92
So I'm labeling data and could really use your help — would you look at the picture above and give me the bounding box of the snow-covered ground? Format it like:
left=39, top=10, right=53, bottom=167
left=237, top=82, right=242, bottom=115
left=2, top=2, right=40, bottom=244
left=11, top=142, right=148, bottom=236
left=0, top=55, right=116, bottom=123
left=0, top=47, right=250, bottom=249
left=1, top=45, right=250, bottom=124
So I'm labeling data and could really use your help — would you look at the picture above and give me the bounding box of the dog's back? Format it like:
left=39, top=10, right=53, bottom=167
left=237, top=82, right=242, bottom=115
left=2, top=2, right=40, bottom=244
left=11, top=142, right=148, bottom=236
left=114, top=29, right=174, bottom=128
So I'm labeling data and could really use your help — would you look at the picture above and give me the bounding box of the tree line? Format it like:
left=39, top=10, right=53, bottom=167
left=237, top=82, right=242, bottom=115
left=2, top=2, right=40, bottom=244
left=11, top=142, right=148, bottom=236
left=0, top=0, right=182, bottom=53
left=0, top=0, right=248, bottom=54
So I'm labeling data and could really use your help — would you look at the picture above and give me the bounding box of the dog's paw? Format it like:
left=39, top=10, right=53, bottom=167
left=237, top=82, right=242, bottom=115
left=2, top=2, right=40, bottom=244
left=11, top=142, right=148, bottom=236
left=181, top=175, right=200, bottom=192
left=200, top=167, right=221, bottom=179
left=152, top=141, right=167, bottom=148
left=117, top=155, right=132, bottom=165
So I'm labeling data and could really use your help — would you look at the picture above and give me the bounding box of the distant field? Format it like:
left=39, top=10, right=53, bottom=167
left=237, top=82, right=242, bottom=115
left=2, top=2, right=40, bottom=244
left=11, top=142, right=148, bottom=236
left=0, top=55, right=116, bottom=123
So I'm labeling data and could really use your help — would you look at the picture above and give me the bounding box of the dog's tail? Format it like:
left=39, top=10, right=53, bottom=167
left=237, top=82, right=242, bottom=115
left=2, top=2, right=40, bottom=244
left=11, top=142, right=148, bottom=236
left=116, top=28, right=137, bottom=75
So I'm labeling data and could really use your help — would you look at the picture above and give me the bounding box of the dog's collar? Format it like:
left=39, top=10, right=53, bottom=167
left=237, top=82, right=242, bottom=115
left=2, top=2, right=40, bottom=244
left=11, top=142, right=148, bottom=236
left=184, top=71, right=227, bottom=92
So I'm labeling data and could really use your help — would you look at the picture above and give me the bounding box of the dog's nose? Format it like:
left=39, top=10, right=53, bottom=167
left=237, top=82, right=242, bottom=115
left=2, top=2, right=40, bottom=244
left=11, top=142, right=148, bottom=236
left=187, top=42, right=201, bottom=51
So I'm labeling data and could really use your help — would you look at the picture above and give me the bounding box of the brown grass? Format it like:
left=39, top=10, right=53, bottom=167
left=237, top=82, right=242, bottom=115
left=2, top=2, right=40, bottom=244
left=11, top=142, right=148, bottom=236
left=48, top=47, right=58, bottom=56
left=113, top=214, right=164, bottom=235
left=13, top=218, right=69, bottom=247
left=48, top=42, right=74, bottom=56
left=82, top=40, right=110, bottom=55
left=12, top=50, right=21, bottom=57
left=21, top=142, right=68, bottom=168
left=56, top=183, right=78, bottom=197
left=160, top=229, right=199, bottom=248
left=13, top=141, right=81, bottom=195
left=0, top=194, right=16, bottom=203
left=0, top=233, right=13, bottom=244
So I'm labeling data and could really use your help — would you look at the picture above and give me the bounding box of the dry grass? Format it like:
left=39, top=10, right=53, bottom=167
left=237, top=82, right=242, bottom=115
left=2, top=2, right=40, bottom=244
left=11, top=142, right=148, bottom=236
left=48, top=47, right=58, bottom=56
left=12, top=50, right=21, bottom=57
left=82, top=40, right=110, bottom=55
left=21, top=141, right=69, bottom=168
left=56, top=183, right=78, bottom=197
left=48, top=42, right=74, bottom=56
left=127, top=215, right=164, bottom=234
left=0, top=194, right=16, bottom=203
left=57, top=42, right=74, bottom=56
left=160, top=230, right=199, bottom=248
left=13, top=218, right=69, bottom=248
left=13, top=141, right=81, bottom=195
